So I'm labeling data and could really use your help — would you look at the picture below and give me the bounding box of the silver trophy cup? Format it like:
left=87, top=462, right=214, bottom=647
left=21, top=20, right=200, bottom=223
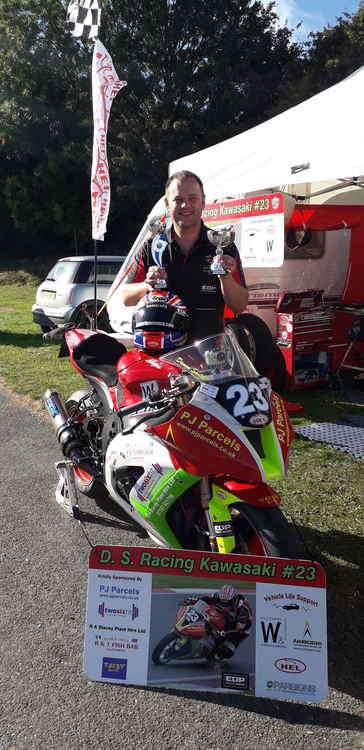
left=207, top=226, right=235, bottom=275
left=150, top=219, right=170, bottom=289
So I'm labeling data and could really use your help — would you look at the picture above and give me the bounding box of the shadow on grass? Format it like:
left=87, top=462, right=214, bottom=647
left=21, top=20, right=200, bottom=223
left=285, top=376, right=364, bottom=423
left=295, top=524, right=363, bottom=582
left=0, top=330, right=47, bottom=348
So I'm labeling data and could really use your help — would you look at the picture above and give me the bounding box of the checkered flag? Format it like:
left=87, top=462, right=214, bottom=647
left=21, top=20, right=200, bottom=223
left=66, top=0, right=101, bottom=40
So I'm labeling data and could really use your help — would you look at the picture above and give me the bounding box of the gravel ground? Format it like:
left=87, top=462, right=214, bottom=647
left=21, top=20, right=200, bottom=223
left=1, top=383, right=363, bottom=750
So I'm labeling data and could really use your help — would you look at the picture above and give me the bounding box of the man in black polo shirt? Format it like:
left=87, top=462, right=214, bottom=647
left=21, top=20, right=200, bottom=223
left=120, top=170, right=248, bottom=341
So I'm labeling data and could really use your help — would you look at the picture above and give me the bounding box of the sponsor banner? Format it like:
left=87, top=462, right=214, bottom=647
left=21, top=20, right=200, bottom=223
left=84, top=546, right=327, bottom=702
left=255, top=582, right=327, bottom=702
left=84, top=565, right=152, bottom=685
left=202, top=193, right=284, bottom=268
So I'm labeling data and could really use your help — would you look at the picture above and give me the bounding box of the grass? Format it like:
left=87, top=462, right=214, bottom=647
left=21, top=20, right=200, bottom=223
left=0, top=282, right=82, bottom=401
left=1, top=275, right=363, bottom=695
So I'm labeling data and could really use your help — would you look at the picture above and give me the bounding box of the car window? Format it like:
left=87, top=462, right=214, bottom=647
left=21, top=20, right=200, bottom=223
left=46, top=261, right=79, bottom=283
left=77, top=261, right=123, bottom=284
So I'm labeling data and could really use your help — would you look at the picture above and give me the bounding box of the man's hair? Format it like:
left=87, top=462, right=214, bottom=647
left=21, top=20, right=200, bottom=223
left=165, top=170, right=205, bottom=198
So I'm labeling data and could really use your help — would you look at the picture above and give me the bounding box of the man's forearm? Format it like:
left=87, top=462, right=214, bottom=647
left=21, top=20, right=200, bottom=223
left=220, top=275, right=248, bottom=313
left=120, top=281, right=150, bottom=306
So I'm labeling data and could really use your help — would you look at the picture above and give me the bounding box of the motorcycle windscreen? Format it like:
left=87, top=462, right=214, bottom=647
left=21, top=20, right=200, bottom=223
left=160, top=330, right=272, bottom=429
left=160, top=330, right=258, bottom=384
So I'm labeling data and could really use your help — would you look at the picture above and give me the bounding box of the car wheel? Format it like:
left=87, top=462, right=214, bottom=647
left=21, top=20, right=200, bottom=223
left=75, top=305, right=112, bottom=332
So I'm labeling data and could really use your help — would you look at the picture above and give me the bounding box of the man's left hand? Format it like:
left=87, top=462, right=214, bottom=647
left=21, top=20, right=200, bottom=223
left=215, top=255, right=236, bottom=275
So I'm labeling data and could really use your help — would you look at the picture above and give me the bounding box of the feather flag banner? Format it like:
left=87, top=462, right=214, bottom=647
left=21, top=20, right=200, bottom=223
left=91, top=40, right=127, bottom=241
left=66, top=0, right=101, bottom=41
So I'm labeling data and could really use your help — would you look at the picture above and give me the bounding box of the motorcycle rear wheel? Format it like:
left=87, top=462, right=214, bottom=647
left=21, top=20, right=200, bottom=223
left=232, top=504, right=299, bottom=558
left=152, top=633, right=192, bottom=665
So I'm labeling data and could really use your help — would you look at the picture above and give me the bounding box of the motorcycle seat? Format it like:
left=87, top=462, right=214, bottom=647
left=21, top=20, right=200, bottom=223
left=73, top=333, right=127, bottom=386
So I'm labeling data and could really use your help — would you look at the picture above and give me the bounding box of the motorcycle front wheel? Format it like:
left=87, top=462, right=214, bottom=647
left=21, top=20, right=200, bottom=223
left=232, top=504, right=299, bottom=558
left=152, top=634, right=192, bottom=665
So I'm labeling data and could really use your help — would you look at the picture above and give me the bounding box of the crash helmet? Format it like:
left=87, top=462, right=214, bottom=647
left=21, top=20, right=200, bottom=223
left=132, top=290, right=189, bottom=352
left=218, top=585, right=237, bottom=602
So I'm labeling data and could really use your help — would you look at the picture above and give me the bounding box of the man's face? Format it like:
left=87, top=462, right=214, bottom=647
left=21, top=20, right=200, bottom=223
left=165, top=177, right=205, bottom=232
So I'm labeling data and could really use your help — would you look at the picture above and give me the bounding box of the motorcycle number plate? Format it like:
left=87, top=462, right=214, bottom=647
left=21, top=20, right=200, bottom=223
left=185, top=608, right=200, bottom=624
left=216, top=377, right=271, bottom=427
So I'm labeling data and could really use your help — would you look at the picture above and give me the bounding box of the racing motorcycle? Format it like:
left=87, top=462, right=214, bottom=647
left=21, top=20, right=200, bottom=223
left=152, top=597, right=247, bottom=665
left=43, top=325, right=298, bottom=558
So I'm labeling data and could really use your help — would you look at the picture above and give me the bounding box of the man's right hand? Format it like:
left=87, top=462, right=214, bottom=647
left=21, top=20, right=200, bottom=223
left=146, top=266, right=167, bottom=288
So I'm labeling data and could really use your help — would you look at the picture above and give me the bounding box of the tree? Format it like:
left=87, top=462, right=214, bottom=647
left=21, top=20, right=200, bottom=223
left=0, top=0, right=303, bottom=256
left=101, top=0, right=303, bottom=204
left=0, top=0, right=92, bottom=254
left=273, top=3, right=364, bottom=112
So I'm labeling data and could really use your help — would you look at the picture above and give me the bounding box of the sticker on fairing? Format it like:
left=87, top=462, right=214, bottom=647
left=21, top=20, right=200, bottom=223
left=213, top=521, right=234, bottom=537
left=140, top=380, right=160, bottom=398
left=217, top=378, right=271, bottom=427
left=199, top=383, right=219, bottom=399
left=249, top=413, right=270, bottom=427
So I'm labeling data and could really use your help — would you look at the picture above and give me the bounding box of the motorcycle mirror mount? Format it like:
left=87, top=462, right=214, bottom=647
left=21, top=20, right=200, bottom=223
left=168, top=373, right=196, bottom=399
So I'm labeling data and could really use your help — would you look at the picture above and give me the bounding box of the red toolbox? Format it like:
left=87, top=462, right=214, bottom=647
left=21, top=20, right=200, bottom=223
left=276, top=290, right=334, bottom=390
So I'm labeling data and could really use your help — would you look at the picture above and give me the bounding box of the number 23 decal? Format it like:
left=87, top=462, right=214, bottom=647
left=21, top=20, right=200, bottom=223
left=225, top=382, right=269, bottom=417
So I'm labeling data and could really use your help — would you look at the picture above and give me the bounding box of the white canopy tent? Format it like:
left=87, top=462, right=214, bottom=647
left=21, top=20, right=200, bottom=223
left=170, top=65, right=364, bottom=202
left=107, top=65, right=364, bottom=333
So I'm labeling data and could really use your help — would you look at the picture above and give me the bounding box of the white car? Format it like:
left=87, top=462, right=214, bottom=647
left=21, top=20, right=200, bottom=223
left=32, top=255, right=126, bottom=332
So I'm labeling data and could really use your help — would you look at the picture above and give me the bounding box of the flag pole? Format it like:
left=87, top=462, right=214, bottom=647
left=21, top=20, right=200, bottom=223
left=93, top=238, right=98, bottom=330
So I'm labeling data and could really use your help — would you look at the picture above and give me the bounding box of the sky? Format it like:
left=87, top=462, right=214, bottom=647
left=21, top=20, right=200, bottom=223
left=267, top=0, right=361, bottom=39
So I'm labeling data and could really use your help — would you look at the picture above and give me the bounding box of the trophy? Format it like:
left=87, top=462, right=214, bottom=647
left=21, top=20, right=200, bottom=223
left=149, top=217, right=171, bottom=289
left=207, top=226, right=235, bottom=275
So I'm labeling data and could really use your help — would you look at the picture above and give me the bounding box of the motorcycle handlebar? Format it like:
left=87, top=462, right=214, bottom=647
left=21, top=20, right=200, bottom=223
left=117, top=399, right=150, bottom=419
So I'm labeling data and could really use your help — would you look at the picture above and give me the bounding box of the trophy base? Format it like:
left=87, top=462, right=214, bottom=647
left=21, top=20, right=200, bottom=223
left=210, top=262, right=228, bottom=276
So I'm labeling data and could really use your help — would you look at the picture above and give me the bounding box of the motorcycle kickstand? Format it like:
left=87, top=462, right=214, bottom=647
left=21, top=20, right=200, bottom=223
left=200, top=477, right=218, bottom=553
left=55, top=459, right=80, bottom=518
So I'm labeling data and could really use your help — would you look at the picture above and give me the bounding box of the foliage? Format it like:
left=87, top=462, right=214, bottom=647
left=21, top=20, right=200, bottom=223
left=271, top=2, right=364, bottom=112
left=0, top=0, right=302, bottom=256
left=0, top=0, right=91, bottom=252
left=2, top=0, right=364, bottom=258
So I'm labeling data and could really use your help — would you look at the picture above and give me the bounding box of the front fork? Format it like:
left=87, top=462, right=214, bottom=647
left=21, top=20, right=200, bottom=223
left=200, top=477, right=218, bottom=552
left=201, top=477, right=236, bottom=554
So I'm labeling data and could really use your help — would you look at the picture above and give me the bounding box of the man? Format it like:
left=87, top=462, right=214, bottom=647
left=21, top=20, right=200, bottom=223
left=185, top=585, right=253, bottom=660
left=120, top=170, right=248, bottom=341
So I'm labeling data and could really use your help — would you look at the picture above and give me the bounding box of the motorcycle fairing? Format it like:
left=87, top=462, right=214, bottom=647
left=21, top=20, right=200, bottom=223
left=104, top=430, right=201, bottom=548
left=149, top=387, right=286, bottom=482
left=117, top=349, right=179, bottom=407
left=175, top=602, right=225, bottom=638
left=212, top=479, right=281, bottom=508
left=270, top=391, right=295, bottom=469
left=131, top=467, right=201, bottom=548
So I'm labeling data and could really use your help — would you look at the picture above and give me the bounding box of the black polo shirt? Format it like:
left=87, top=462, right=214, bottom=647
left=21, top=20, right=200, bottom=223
left=127, top=222, right=245, bottom=342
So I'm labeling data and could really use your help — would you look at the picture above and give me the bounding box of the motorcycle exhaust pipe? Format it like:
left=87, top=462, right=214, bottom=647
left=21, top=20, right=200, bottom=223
left=43, top=388, right=99, bottom=477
